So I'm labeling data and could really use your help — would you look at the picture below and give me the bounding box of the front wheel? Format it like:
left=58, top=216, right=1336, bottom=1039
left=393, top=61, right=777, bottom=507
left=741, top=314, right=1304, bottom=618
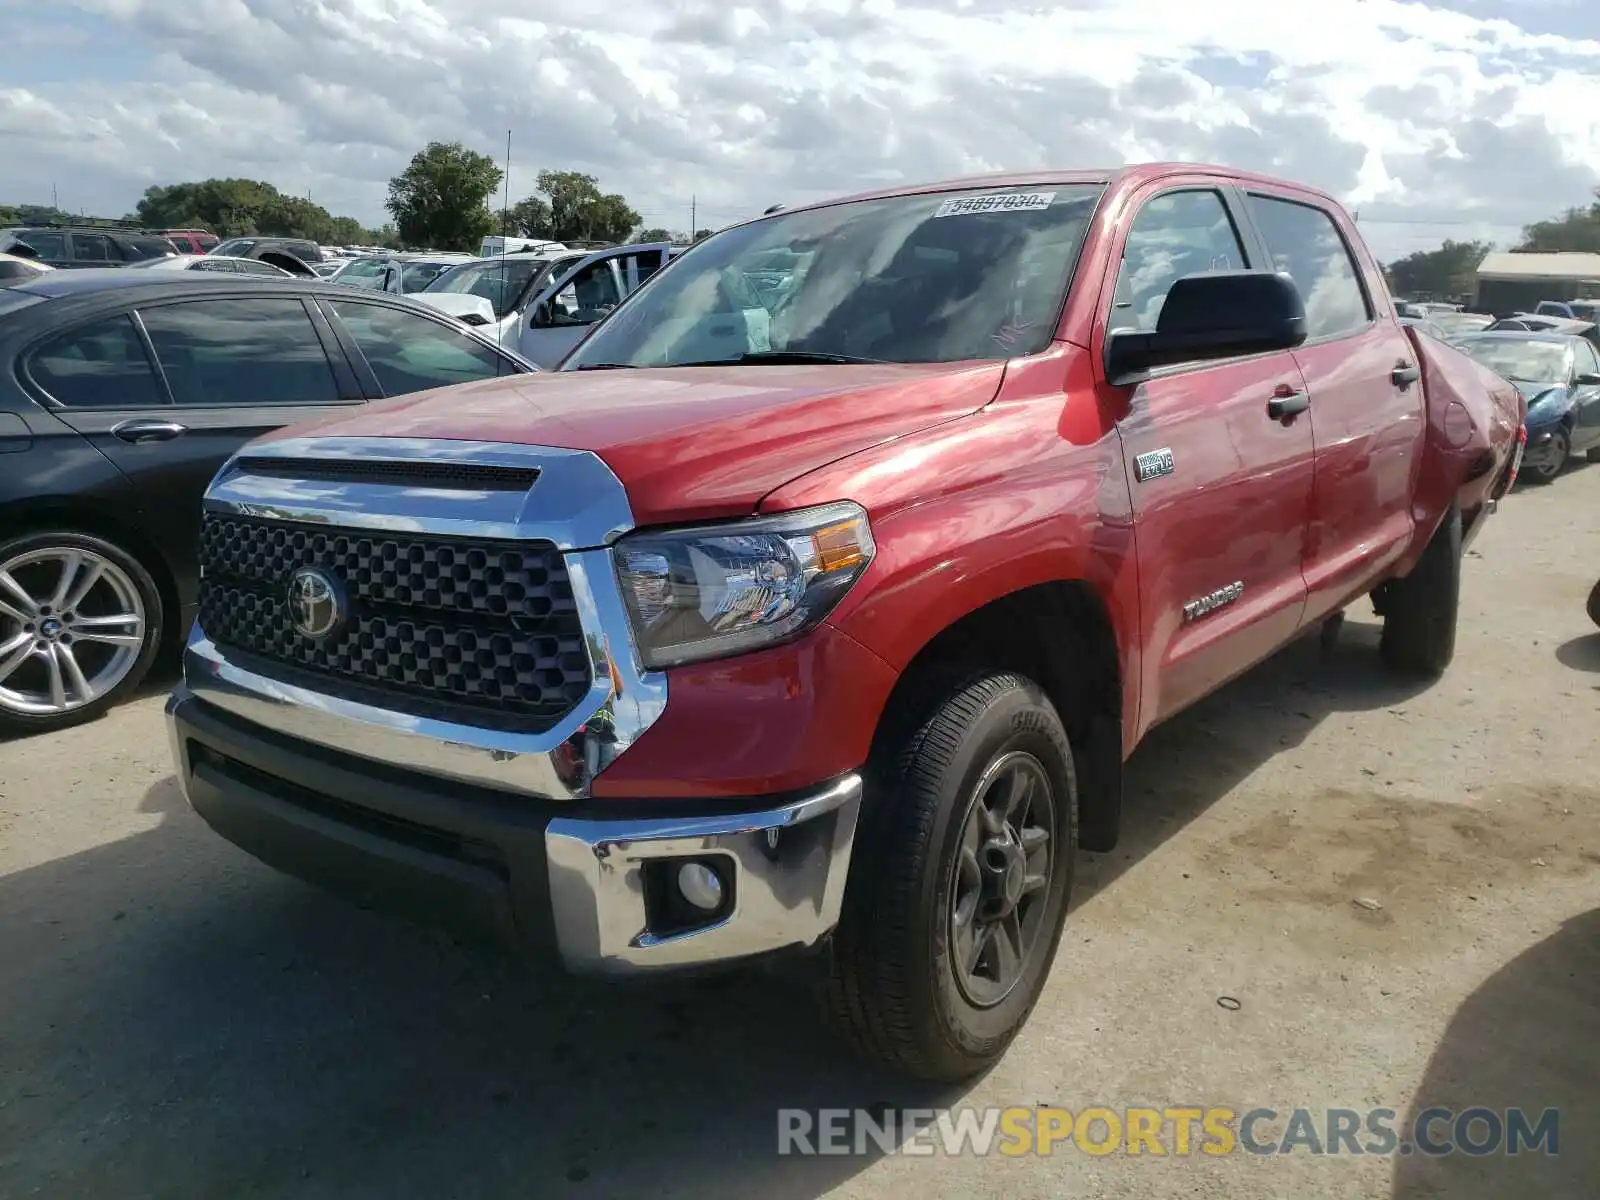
left=821, top=671, right=1078, bottom=1081
left=0, top=531, right=164, bottom=734
left=1526, top=427, right=1570, bottom=483
left=1587, top=578, right=1600, bottom=629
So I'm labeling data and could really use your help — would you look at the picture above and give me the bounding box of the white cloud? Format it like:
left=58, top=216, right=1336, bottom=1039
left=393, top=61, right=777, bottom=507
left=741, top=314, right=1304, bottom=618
left=3, top=0, right=1598, bottom=259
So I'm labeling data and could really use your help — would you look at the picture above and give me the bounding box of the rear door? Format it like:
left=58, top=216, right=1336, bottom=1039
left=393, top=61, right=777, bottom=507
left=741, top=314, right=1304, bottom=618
left=1239, top=189, right=1424, bottom=624
left=29, top=294, right=364, bottom=578
left=1096, top=182, right=1316, bottom=731
left=517, top=244, right=672, bottom=367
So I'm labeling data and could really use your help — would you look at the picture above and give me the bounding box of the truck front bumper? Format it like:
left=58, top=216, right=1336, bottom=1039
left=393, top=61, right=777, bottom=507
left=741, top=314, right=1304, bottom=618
left=166, top=688, right=862, bottom=976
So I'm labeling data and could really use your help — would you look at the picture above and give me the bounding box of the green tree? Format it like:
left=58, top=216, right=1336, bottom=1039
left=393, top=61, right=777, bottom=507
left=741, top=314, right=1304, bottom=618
left=386, top=142, right=502, bottom=252
left=1386, top=239, right=1493, bottom=298
left=507, top=195, right=553, bottom=238
left=693, top=228, right=715, bottom=242
left=534, top=170, right=640, bottom=243
left=1518, top=189, right=1600, bottom=254
left=131, top=178, right=377, bottom=242
left=632, top=227, right=673, bottom=244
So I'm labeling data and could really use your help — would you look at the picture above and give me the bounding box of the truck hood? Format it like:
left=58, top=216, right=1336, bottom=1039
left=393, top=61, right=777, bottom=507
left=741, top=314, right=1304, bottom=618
left=255, top=361, right=1007, bottom=526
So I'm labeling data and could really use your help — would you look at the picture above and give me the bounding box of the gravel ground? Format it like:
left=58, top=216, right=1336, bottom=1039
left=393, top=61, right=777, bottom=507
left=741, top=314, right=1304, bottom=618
left=2, top=467, right=1597, bottom=1200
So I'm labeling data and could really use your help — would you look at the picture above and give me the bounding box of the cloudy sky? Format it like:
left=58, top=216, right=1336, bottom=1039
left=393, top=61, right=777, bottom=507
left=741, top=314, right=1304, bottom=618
left=4, top=0, right=1597, bottom=261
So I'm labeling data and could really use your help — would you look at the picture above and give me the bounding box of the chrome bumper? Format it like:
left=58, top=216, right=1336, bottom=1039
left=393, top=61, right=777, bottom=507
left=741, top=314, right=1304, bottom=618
left=547, top=775, right=862, bottom=974
left=168, top=688, right=862, bottom=976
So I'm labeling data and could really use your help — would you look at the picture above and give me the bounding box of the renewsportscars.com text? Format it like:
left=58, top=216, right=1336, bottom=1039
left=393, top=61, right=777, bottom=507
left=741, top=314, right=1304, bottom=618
left=777, top=1105, right=1559, bottom=1158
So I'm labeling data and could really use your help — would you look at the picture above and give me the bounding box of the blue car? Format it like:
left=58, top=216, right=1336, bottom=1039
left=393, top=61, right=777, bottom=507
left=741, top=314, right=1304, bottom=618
left=1453, top=331, right=1600, bottom=482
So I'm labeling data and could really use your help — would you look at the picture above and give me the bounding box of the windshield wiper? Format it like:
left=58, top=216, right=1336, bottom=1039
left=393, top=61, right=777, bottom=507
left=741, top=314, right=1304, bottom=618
left=668, top=351, right=887, bottom=367
left=571, top=362, right=641, bottom=371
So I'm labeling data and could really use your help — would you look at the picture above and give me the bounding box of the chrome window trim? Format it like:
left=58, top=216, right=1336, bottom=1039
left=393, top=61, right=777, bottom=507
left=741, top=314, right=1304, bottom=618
left=184, top=438, right=666, bottom=799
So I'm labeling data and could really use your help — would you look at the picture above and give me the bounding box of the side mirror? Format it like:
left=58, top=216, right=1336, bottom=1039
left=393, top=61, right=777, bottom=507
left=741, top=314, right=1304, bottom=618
left=1104, top=270, right=1307, bottom=385
left=1576, top=372, right=1600, bottom=387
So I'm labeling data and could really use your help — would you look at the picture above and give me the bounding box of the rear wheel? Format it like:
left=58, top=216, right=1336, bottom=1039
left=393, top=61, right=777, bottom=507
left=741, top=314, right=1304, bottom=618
left=821, top=671, right=1077, bottom=1082
left=1378, top=505, right=1461, bottom=678
left=0, top=531, right=163, bottom=734
left=1587, top=578, right=1600, bottom=629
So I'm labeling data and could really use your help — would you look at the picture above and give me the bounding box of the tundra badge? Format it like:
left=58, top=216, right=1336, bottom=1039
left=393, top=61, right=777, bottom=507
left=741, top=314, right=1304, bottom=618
left=1183, top=581, right=1244, bottom=623
left=1134, top=447, right=1175, bottom=481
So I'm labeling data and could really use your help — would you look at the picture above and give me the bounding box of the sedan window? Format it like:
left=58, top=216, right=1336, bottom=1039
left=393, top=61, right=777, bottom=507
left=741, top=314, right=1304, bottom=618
left=328, top=300, right=514, bottom=394
left=29, top=315, right=166, bottom=409
left=139, top=298, right=342, bottom=406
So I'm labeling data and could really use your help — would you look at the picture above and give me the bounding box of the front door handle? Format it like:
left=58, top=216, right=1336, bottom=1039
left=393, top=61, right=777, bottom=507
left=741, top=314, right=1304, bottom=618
left=111, top=419, right=188, bottom=444
left=1392, top=360, right=1421, bottom=388
left=1268, top=385, right=1310, bottom=420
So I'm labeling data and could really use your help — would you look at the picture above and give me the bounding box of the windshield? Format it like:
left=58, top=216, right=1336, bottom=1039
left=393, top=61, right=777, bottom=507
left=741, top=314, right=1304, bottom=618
left=212, top=239, right=254, bottom=256
left=1457, top=338, right=1570, bottom=383
left=423, top=258, right=546, bottom=316
left=565, top=183, right=1105, bottom=368
left=399, top=261, right=454, bottom=292
left=335, top=258, right=389, bottom=288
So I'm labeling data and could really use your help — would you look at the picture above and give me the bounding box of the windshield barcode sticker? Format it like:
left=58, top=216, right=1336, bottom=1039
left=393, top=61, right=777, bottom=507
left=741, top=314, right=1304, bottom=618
left=933, top=191, right=1057, bottom=218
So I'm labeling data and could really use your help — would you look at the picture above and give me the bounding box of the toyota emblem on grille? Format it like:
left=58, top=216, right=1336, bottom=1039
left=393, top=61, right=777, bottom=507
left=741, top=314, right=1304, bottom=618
left=287, top=567, right=346, bottom=640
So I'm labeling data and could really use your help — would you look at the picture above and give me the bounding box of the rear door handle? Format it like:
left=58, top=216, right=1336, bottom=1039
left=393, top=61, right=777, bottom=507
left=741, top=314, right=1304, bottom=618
left=1392, top=360, right=1421, bottom=388
left=1268, top=386, right=1310, bottom=420
left=111, top=419, right=188, bottom=444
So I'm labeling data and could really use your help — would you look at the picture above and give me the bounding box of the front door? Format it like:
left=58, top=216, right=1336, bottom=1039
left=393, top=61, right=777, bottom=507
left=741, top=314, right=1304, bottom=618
left=518, top=244, right=672, bottom=367
left=1240, top=190, right=1425, bottom=622
left=1096, top=183, right=1316, bottom=734
left=1570, top=338, right=1600, bottom=452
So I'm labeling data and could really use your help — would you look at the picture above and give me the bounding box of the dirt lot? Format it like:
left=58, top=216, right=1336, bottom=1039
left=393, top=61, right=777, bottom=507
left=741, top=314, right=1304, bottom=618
left=2, top=468, right=1598, bottom=1200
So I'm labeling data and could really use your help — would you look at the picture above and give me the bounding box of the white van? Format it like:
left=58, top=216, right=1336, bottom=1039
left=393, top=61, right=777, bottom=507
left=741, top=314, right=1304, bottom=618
left=477, top=235, right=568, bottom=258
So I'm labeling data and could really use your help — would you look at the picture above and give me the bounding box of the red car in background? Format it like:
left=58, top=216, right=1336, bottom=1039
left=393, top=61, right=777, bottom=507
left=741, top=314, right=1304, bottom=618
left=154, top=229, right=220, bottom=255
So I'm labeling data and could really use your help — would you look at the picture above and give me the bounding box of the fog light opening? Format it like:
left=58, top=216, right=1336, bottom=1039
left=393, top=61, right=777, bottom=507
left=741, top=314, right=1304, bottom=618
left=677, top=861, right=725, bottom=912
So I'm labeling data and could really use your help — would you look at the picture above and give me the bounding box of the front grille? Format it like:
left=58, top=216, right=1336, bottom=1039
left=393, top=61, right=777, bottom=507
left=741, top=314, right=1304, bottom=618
left=197, top=513, right=592, bottom=731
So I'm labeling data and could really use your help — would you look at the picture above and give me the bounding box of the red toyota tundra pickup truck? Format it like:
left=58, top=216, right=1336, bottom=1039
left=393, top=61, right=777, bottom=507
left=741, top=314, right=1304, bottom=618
left=166, top=164, right=1525, bottom=1081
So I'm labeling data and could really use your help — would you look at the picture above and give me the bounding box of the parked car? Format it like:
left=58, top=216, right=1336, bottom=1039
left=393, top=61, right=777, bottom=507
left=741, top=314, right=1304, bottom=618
left=208, top=238, right=322, bottom=276
left=328, top=252, right=476, bottom=295
left=1399, top=315, right=1448, bottom=341
left=1535, top=300, right=1600, bottom=322
left=0, top=252, right=52, bottom=283
left=164, top=163, right=1526, bottom=1081
left=416, top=242, right=673, bottom=366
left=0, top=270, right=536, bottom=734
left=129, top=254, right=296, bottom=278
left=153, top=229, right=221, bottom=256
left=1453, top=330, right=1600, bottom=481
left=1425, top=310, right=1495, bottom=340
left=0, top=225, right=177, bottom=269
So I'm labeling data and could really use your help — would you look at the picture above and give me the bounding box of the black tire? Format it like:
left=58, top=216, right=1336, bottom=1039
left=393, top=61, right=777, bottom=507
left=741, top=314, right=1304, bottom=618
left=1587, top=578, right=1600, bottom=630
left=1585, top=446, right=1600, bottom=464
left=1379, top=505, right=1461, bottom=677
left=1526, top=427, right=1569, bottom=483
left=821, top=671, right=1078, bottom=1081
left=0, top=530, right=164, bottom=735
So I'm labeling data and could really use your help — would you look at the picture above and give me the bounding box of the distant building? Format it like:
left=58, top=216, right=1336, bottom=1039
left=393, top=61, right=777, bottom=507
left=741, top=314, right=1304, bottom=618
left=1474, top=251, right=1600, bottom=315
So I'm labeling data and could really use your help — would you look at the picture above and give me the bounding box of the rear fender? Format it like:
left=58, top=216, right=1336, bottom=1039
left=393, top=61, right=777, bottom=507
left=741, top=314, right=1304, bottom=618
left=1390, top=325, right=1524, bottom=577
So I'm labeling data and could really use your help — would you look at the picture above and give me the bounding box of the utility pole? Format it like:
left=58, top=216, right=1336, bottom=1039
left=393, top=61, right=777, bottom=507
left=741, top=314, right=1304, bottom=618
left=690, top=194, right=696, bottom=237
left=52, top=184, right=58, bottom=210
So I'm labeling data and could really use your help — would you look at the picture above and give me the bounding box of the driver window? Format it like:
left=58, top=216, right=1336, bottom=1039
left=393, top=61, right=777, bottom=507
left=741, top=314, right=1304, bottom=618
left=1109, top=190, right=1246, bottom=334
left=549, top=261, right=622, bottom=326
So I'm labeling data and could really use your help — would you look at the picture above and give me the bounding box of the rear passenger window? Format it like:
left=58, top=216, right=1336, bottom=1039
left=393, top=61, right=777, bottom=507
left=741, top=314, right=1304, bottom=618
left=1246, top=196, right=1372, bottom=340
left=139, top=298, right=342, bottom=406
left=29, top=316, right=165, bottom=408
left=329, top=300, right=510, bottom=395
left=1109, top=190, right=1246, bottom=334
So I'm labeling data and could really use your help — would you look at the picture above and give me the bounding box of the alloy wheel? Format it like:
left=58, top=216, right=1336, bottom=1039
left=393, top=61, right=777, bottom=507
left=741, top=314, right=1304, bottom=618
left=0, top=547, right=148, bottom=717
left=948, top=750, right=1057, bottom=1008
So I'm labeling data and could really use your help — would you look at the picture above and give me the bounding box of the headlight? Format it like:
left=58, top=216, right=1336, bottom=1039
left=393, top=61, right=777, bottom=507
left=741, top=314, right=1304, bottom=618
left=613, top=501, right=875, bottom=669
